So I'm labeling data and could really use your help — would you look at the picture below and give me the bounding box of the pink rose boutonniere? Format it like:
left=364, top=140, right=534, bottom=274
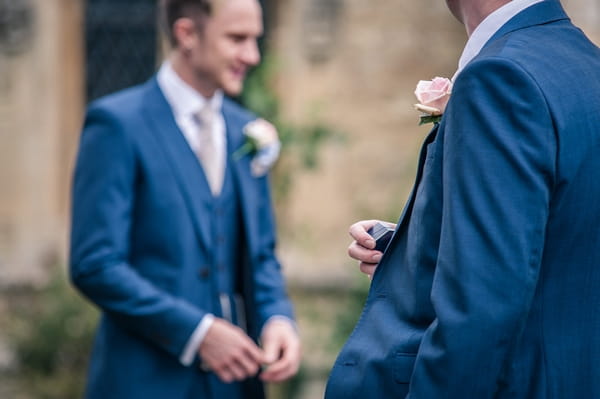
left=233, top=118, right=281, bottom=177
left=414, top=77, right=453, bottom=125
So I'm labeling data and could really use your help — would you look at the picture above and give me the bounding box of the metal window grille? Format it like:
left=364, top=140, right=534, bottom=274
left=85, top=0, right=158, bottom=102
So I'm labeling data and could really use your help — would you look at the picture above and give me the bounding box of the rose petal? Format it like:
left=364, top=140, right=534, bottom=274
left=414, top=77, right=452, bottom=114
left=244, top=119, right=279, bottom=148
left=430, top=77, right=451, bottom=91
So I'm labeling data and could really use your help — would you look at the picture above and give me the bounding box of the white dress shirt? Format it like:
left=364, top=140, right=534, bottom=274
left=452, top=0, right=544, bottom=81
left=157, top=61, right=222, bottom=366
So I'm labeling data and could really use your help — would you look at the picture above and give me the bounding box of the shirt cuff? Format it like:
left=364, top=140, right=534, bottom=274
left=179, top=314, right=215, bottom=366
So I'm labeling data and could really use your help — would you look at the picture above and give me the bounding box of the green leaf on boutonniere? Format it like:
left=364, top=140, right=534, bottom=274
left=232, top=140, right=257, bottom=161
left=419, top=114, right=442, bottom=125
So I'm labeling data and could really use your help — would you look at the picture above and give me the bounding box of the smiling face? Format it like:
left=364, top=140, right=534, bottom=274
left=174, top=0, right=263, bottom=97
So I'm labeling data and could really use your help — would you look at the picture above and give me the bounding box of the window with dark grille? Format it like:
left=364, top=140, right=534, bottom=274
left=85, top=0, right=158, bottom=102
left=84, top=0, right=272, bottom=103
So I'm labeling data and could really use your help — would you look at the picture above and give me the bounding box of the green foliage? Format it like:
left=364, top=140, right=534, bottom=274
left=6, top=267, right=98, bottom=399
left=330, top=276, right=371, bottom=348
left=267, top=364, right=309, bottom=399
left=241, top=54, right=344, bottom=202
left=240, top=54, right=280, bottom=120
left=418, top=115, right=442, bottom=125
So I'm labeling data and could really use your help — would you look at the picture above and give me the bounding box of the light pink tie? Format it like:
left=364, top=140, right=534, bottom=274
left=194, top=106, right=224, bottom=195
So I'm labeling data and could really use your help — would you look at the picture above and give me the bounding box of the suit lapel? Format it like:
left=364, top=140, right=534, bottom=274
left=224, top=101, right=259, bottom=251
left=142, top=79, right=213, bottom=253
left=381, top=124, right=439, bottom=261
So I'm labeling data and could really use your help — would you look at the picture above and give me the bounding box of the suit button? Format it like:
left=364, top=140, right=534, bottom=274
left=217, top=235, right=226, bottom=244
left=198, top=267, right=210, bottom=279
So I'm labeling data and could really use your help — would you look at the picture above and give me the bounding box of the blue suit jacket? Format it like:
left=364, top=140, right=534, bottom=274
left=69, top=78, right=294, bottom=399
left=326, top=1, right=600, bottom=398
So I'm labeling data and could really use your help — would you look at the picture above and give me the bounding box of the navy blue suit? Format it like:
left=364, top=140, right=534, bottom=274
left=70, top=78, right=294, bottom=399
left=326, top=1, right=600, bottom=398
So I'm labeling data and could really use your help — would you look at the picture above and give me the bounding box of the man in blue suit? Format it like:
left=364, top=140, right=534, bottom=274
left=326, top=0, right=600, bottom=398
left=69, top=0, right=300, bottom=398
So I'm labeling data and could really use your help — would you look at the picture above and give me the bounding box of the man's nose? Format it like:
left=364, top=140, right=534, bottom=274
left=241, top=40, right=261, bottom=66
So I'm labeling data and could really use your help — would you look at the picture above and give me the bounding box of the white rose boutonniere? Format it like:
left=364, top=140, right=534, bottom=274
left=414, top=77, right=453, bottom=125
left=233, top=118, right=281, bottom=177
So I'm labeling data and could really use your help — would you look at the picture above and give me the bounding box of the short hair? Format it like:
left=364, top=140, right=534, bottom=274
left=159, top=0, right=213, bottom=47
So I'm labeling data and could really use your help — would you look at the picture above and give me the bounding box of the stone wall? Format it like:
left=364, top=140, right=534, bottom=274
left=0, top=0, right=83, bottom=287
left=564, top=0, right=600, bottom=43
left=272, top=0, right=465, bottom=284
left=0, top=1, right=82, bottom=389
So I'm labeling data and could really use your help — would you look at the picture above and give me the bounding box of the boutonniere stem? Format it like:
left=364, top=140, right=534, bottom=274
left=232, top=141, right=255, bottom=161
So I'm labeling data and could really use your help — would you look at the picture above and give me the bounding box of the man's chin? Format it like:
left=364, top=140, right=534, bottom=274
left=222, top=83, right=244, bottom=97
left=221, top=74, right=246, bottom=95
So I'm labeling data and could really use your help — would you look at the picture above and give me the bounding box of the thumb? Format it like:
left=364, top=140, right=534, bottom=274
left=262, top=335, right=281, bottom=365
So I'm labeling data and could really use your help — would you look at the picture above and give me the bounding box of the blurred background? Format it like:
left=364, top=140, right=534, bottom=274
left=0, top=0, right=598, bottom=397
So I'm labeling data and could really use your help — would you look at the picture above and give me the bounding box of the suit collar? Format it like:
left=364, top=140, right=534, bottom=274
left=454, top=0, right=569, bottom=80
left=453, top=0, right=544, bottom=80
left=485, top=0, right=569, bottom=47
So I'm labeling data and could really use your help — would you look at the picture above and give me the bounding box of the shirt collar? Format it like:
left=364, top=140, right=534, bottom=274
left=157, top=60, right=223, bottom=119
left=452, top=0, right=544, bottom=81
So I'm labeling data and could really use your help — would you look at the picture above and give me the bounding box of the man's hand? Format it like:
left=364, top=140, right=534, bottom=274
left=199, top=318, right=265, bottom=383
left=259, top=319, right=301, bottom=383
left=348, top=220, right=396, bottom=277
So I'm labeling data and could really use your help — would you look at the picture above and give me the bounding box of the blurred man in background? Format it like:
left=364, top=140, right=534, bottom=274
left=70, top=0, right=300, bottom=398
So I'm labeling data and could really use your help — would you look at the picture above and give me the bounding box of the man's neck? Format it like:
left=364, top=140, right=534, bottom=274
left=462, top=0, right=512, bottom=36
left=169, top=51, right=217, bottom=98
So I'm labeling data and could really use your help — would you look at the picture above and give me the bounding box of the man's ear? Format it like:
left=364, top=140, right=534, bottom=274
left=172, top=17, right=197, bottom=50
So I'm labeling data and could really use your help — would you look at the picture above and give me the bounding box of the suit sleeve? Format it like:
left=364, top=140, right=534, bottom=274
left=69, top=106, right=205, bottom=359
left=407, top=58, right=556, bottom=397
left=248, top=173, right=296, bottom=333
